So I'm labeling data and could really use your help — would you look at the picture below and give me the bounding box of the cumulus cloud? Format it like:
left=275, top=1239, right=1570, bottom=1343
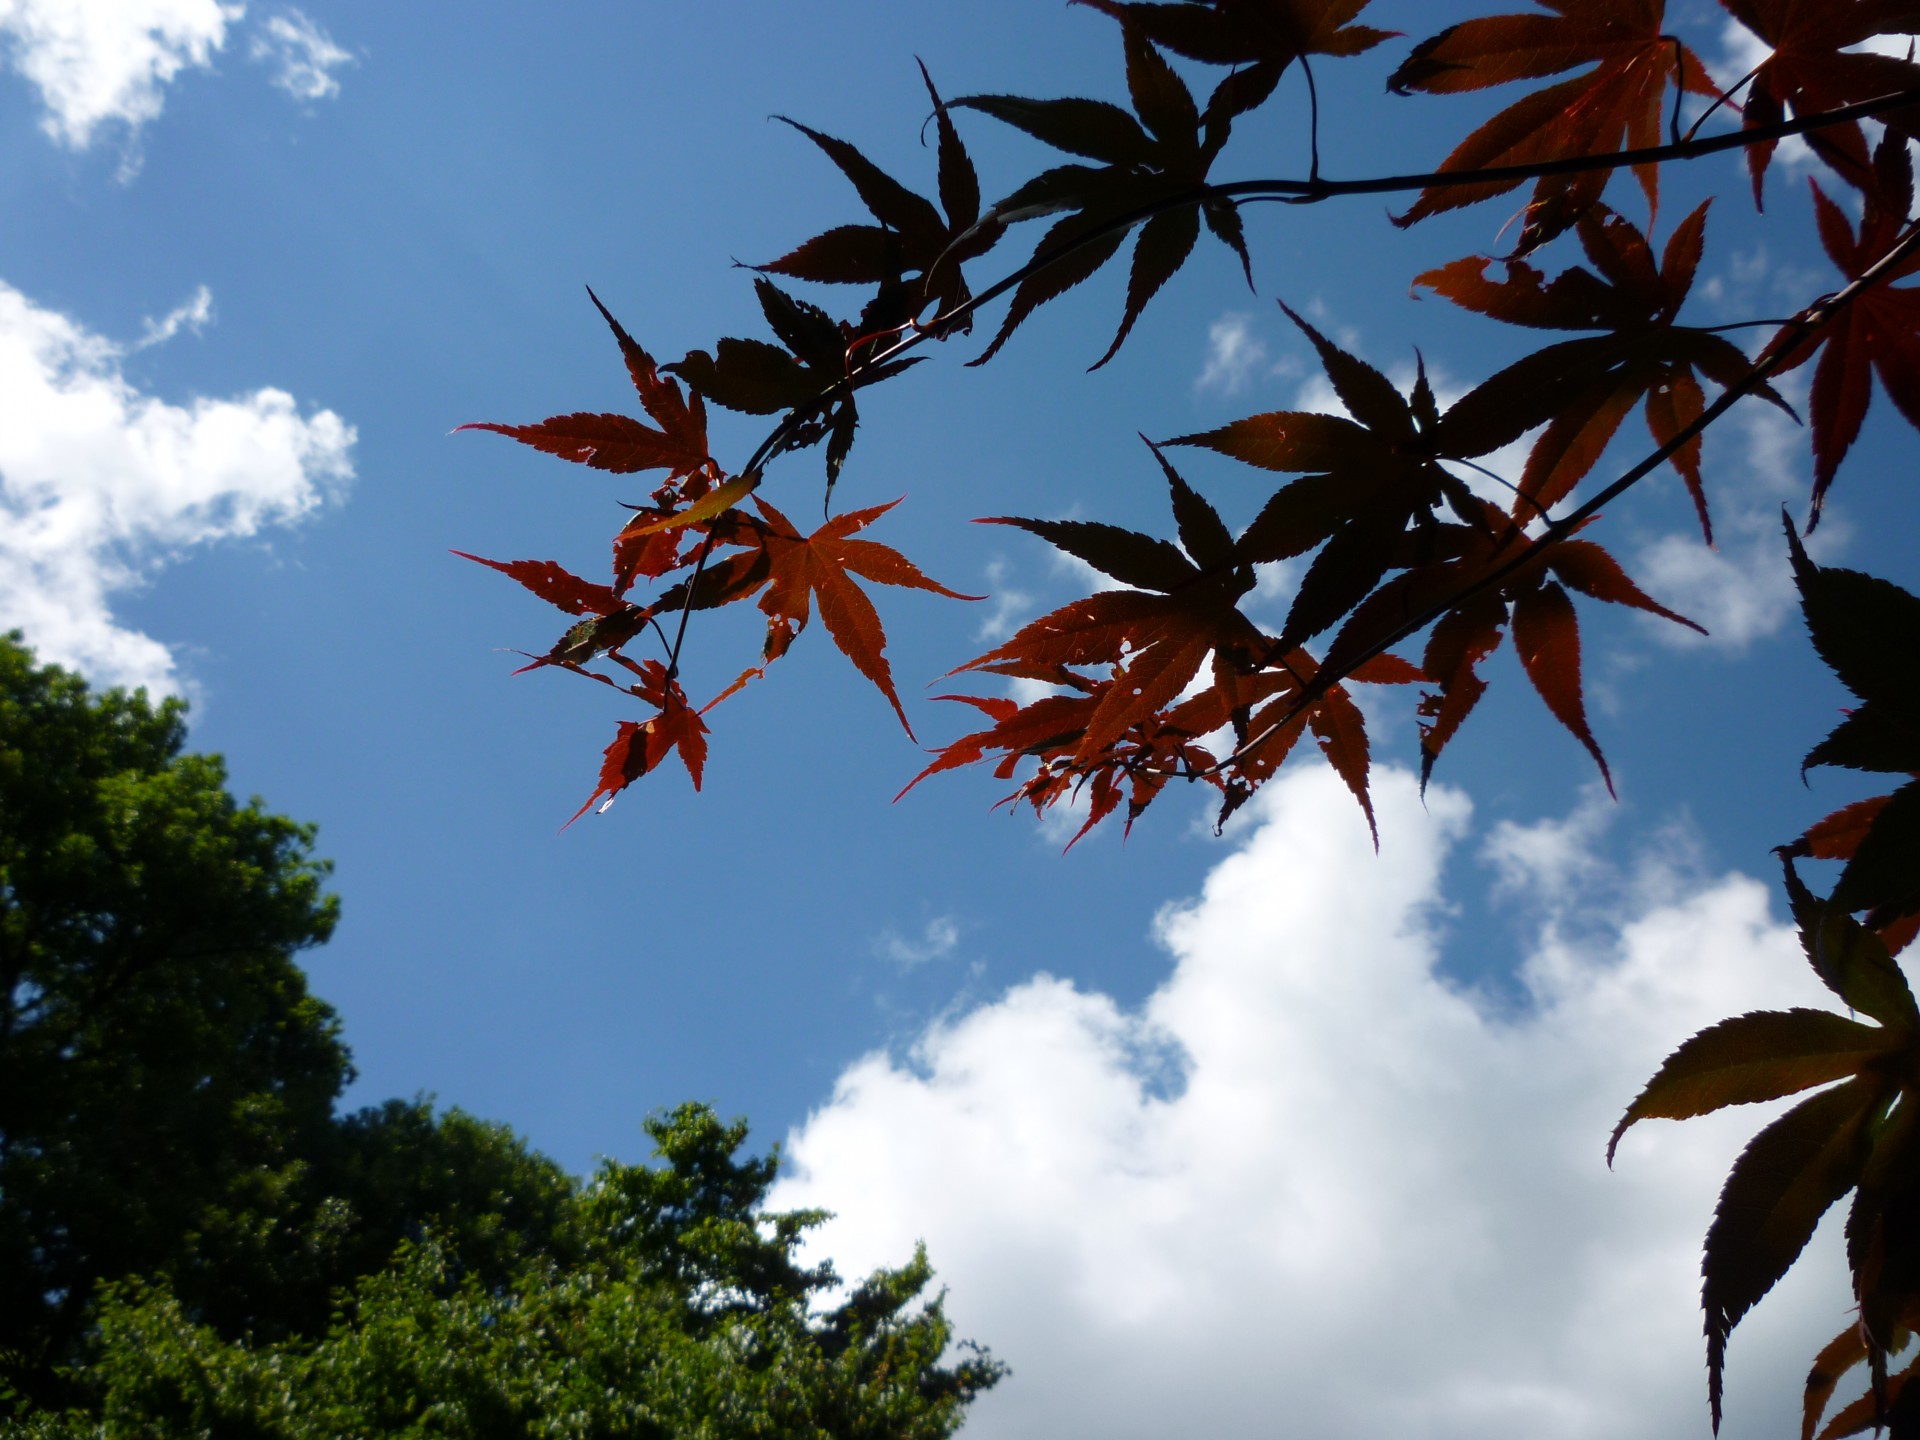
left=0, top=0, right=240, bottom=150
left=1631, top=393, right=1845, bottom=651
left=0, top=279, right=354, bottom=694
left=775, top=763, right=1850, bottom=1439
left=249, top=6, right=348, bottom=102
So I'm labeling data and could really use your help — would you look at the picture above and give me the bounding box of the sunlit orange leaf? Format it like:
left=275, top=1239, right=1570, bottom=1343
left=745, top=497, right=981, bottom=736
left=565, top=659, right=710, bottom=825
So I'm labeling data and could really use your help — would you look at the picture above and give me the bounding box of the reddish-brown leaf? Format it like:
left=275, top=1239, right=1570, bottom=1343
left=462, top=294, right=714, bottom=486
left=1512, top=578, right=1612, bottom=793
left=749, top=496, right=980, bottom=736
left=1718, top=0, right=1920, bottom=202
left=1770, top=140, right=1920, bottom=526
left=564, top=661, right=710, bottom=825
left=1074, top=0, right=1395, bottom=120
left=1419, top=203, right=1781, bottom=537
left=1388, top=1, right=1716, bottom=252
left=453, top=552, right=624, bottom=617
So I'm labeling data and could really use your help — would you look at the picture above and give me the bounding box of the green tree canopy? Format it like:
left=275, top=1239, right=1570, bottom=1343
left=24, top=1106, right=1000, bottom=1440
left=0, top=630, right=347, bottom=1398
left=0, top=635, right=998, bottom=1436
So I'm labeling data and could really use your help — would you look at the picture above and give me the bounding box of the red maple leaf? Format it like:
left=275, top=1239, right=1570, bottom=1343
left=566, top=658, right=711, bottom=825
left=727, top=497, right=982, bottom=736
left=1717, top=0, right=1920, bottom=202
left=1388, top=0, right=1718, bottom=253
left=1320, top=502, right=1703, bottom=790
left=1419, top=202, right=1792, bottom=539
left=461, top=289, right=716, bottom=483
left=1767, top=135, right=1920, bottom=526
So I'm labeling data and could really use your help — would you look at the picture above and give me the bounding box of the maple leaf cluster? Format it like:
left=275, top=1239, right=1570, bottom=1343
left=1613, top=530, right=1920, bottom=1438
left=463, top=3, right=1920, bottom=1427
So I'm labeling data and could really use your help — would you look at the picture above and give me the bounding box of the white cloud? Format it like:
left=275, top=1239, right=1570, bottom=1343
left=0, top=278, right=354, bottom=694
left=876, top=916, right=962, bottom=970
left=775, top=763, right=1852, bottom=1439
left=134, top=283, right=213, bottom=350
left=1631, top=393, right=1845, bottom=651
left=0, top=0, right=241, bottom=150
left=249, top=6, right=348, bottom=102
left=974, top=557, right=1034, bottom=644
left=1194, top=312, right=1269, bottom=397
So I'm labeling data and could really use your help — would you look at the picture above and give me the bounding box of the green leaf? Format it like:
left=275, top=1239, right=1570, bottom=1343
left=1609, top=1009, right=1897, bottom=1165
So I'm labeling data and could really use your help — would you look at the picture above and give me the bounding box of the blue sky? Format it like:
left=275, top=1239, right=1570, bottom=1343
left=4, top=2, right=1915, bottom=1435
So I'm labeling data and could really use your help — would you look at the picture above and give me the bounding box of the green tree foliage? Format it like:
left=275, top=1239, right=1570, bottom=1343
left=0, top=630, right=347, bottom=1399
left=0, top=637, right=998, bottom=1434
left=19, top=1106, right=999, bottom=1440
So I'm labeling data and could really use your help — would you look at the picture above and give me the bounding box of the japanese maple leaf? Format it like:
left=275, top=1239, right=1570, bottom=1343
left=459, top=291, right=725, bottom=592
left=1780, top=519, right=1920, bottom=951
left=955, top=444, right=1266, bottom=757
left=566, top=658, right=712, bottom=824
left=901, top=668, right=1231, bottom=847
left=1419, top=202, right=1792, bottom=539
left=1313, top=501, right=1702, bottom=791
left=462, top=288, right=716, bottom=484
left=922, top=442, right=1416, bottom=840
left=1174, top=301, right=1580, bottom=654
left=1718, top=0, right=1920, bottom=203
left=1611, top=862, right=1920, bottom=1432
left=1768, top=136, right=1920, bottom=526
left=668, top=279, right=923, bottom=494
left=1070, top=0, right=1395, bottom=121
left=720, top=496, right=980, bottom=737
left=957, top=22, right=1251, bottom=366
left=758, top=63, right=1002, bottom=339
left=1388, top=0, right=1717, bottom=253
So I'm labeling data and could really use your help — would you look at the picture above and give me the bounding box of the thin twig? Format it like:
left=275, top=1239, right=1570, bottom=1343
left=1300, top=54, right=1321, bottom=186
left=651, top=85, right=1920, bottom=690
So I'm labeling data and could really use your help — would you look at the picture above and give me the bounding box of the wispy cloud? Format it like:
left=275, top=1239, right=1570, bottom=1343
left=875, top=916, right=962, bottom=970
left=133, top=284, right=213, bottom=350
left=0, top=279, right=355, bottom=694
left=1194, top=312, right=1269, bottom=397
left=249, top=6, right=349, bottom=102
